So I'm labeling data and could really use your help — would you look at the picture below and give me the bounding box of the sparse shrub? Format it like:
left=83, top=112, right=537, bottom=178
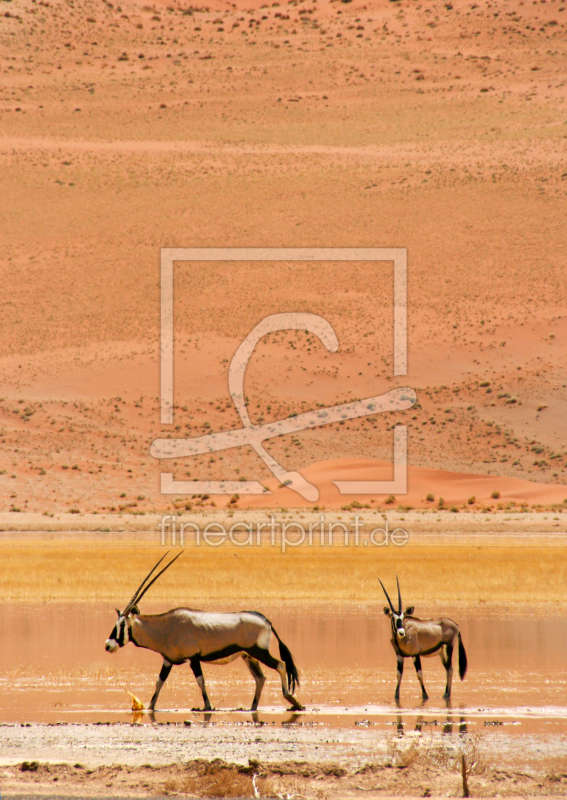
left=468, top=496, right=475, bottom=505
left=438, top=497, right=444, bottom=508
left=384, top=494, right=395, bottom=505
left=20, top=761, right=39, bottom=772
left=491, top=490, right=500, bottom=499
left=426, top=493, right=434, bottom=502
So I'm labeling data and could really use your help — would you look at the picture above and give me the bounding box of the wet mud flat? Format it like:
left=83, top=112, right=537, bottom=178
left=2, top=603, right=567, bottom=727
left=2, top=722, right=567, bottom=798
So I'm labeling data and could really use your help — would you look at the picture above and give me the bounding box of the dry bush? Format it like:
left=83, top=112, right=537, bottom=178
left=386, top=735, right=422, bottom=769
left=386, top=730, right=487, bottom=777
left=163, top=762, right=278, bottom=798
left=543, top=756, right=567, bottom=789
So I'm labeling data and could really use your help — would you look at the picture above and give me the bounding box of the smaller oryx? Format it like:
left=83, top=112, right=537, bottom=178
left=379, top=577, right=467, bottom=701
left=105, top=552, right=304, bottom=712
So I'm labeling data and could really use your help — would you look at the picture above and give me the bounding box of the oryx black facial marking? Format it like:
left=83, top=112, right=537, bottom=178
left=105, top=551, right=304, bottom=713
left=379, top=577, right=468, bottom=701
left=105, top=612, right=131, bottom=652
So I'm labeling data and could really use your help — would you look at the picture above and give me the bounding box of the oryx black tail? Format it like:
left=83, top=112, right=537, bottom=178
left=458, top=632, right=468, bottom=681
left=271, top=626, right=300, bottom=694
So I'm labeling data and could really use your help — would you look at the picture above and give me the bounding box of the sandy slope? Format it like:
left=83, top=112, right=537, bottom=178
left=240, top=458, right=567, bottom=508
left=1, top=0, right=566, bottom=513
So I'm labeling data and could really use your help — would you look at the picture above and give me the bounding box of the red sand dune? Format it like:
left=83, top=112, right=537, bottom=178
left=240, top=458, right=567, bottom=509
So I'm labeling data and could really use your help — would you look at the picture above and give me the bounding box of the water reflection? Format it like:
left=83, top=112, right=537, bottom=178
left=394, top=700, right=468, bottom=738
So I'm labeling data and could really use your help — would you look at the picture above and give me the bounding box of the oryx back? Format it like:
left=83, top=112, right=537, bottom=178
left=395, top=617, right=460, bottom=658
left=132, top=609, right=271, bottom=665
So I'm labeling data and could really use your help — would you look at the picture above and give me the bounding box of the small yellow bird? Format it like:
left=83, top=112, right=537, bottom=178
left=125, top=690, right=145, bottom=711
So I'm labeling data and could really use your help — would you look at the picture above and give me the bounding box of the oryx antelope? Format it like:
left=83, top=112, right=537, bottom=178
left=379, top=577, right=467, bottom=701
left=105, top=552, right=304, bottom=712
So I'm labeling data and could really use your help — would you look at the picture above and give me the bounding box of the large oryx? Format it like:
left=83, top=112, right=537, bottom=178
left=105, top=552, right=304, bottom=712
left=379, top=577, right=467, bottom=701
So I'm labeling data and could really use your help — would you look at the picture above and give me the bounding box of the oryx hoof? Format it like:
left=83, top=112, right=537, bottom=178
left=442, top=692, right=451, bottom=701
left=421, top=692, right=429, bottom=701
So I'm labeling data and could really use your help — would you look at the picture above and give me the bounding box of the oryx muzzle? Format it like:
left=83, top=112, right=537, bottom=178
left=105, top=552, right=304, bottom=713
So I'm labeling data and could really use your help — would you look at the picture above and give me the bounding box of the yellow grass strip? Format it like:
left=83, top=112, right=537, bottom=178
left=0, top=541, right=566, bottom=605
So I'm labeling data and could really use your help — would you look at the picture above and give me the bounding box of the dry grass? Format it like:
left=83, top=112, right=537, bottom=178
left=163, top=771, right=255, bottom=798
left=1, top=539, right=566, bottom=605
left=162, top=760, right=278, bottom=798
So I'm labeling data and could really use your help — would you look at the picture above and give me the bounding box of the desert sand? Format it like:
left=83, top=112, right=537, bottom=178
left=1, top=0, right=566, bottom=516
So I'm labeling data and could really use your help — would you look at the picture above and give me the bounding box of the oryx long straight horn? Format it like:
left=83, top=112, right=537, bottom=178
left=378, top=577, right=395, bottom=614
left=380, top=578, right=467, bottom=701
left=105, top=554, right=304, bottom=713
left=124, top=551, right=171, bottom=614
left=129, top=550, right=184, bottom=610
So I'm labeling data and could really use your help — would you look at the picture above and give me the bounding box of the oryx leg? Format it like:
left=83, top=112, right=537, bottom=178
left=413, top=655, right=428, bottom=701
left=394, top=655, right=404, bottom=700
left=242, top=654, right=266, bottom=711
left=190, top=657, right=212, bottom=711
left=247, top=646, right=304, bottom=711
left=440, top=644, right=454, bottom=700
left=148, top=658, right=172, bottom=711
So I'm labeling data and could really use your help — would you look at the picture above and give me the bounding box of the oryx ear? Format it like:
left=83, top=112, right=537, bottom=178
left=131, top=605, right=140, bottom=615
left=383, top=606, right=391, bottom=616
left=116, top=608, right=121, bottom=617
left=404, top=606, right=414, bottom=615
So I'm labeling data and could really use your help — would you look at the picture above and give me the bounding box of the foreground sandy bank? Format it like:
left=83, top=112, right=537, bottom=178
left=1, top=722, right=567, bottom=798
left=1, top=510, right=566, bottom=535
